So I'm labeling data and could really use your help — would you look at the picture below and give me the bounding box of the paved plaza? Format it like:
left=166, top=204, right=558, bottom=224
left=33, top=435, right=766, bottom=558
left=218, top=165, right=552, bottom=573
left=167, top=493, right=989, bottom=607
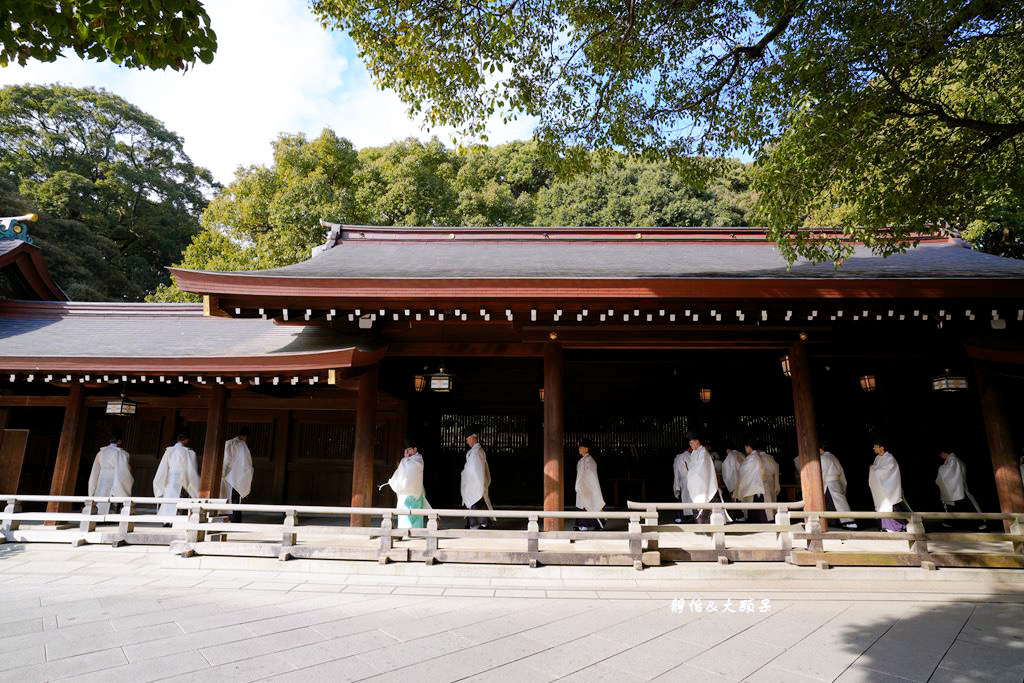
left=0, top=543, right=1022, bottom=682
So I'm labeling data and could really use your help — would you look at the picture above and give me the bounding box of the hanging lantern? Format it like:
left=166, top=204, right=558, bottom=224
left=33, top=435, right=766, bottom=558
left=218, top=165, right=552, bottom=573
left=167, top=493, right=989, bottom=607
left=780, top=355, right=792, bottom=377
left=105, top=393, right=137, bottom=417
left=539, top=387, right=545, bottom=402
left=429, top=368, right=454, bottom=392
left=698, top=387, right=712, bottom=403
left=859, top=375, right=877, bottom=392
left=413, top=374, right=427, bottom=392
left=932, top=369, right=968, bottom=392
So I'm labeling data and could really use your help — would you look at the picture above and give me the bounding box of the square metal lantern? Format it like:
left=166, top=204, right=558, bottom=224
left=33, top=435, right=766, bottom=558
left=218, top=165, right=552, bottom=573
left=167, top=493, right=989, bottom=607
left=105, top=396, right=137, bottom=416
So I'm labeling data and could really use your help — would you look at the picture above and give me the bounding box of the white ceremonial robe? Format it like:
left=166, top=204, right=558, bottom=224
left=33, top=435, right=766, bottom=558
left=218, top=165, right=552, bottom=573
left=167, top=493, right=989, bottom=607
left=735, top=450, right=766, bottom=499
left=575, top=454, right=605, bottom=513
left=386, top=453, right=431, bottom=528
left=88, top=444, right=134, bottom=514
left=868, top=451, right=904, bottom=512
left=153, top=443, right=200, bottom=515
left=460, top=443, right=493, bottom=510
left=672, top=450, right=694, bottom=514
left=936, top=453, right=982, bottom=511
left=761, top=452, right=781, bottom=503
left=686, top=446, right=719, bottom=505
left=721, top=450, right=745, bottom=495
left=819, top=451, right=853, bottom=523
left=221, top=437, right=254, bottom=499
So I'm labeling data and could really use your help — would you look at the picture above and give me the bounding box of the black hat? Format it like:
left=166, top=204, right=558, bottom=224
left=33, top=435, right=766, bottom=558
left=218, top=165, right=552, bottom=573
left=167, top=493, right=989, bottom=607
left=819, top=440, right=832, bottom=452
left=579, top=438, right=594, bottom=449
left=236, top=426, right=250, bottom=438
left=404, top=437, right=418, bottom=450
left=463, top=425, right=480, bottom=439
left=872, top=435, right=888, bottom=449
left=685, top=432, right=701, bottom=442
left=109, top=429, right=124, bottom=443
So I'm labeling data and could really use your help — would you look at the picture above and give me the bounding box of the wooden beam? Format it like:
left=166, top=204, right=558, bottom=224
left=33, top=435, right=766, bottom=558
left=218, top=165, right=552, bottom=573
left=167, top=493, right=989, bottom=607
left=46, top=385, right=86, bottom=513
left=198, top=384, right=228, bottom=498
left=543, top=342, right=564, bottom=532
left=350, top=365, right=378, bottom=526
left=974, top=364, right=1024, bottom=532
left=789, top=341, right=825, bottom=520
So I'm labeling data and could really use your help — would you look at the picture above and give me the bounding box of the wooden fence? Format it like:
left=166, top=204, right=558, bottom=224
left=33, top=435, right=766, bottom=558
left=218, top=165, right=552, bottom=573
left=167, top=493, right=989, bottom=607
left=2, top=495, right=1022, bottom=570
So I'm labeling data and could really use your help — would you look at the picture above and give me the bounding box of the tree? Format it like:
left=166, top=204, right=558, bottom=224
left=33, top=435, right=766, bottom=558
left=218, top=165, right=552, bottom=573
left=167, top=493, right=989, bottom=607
left=1, top=1, right=216, bottom=70
left=153, top=131, right=759, bottom=301
left=311, top=0, right=1024, bottom=258
left=0, top=84, right=215, bottom=300
left=535, top=157, right=753, bottom=228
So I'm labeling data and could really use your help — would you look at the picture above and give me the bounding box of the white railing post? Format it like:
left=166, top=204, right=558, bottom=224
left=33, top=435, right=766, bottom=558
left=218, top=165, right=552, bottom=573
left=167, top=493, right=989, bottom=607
left=118, top=500, right=136, bottom=534
left=775, top=507, right=792, bottom=553
left=644, top=506, right=659, bottom=552
left=80, top=499, right=96, bottom=533
left=378, top=511, right=393, bottom=564
left=1011, top=516, right=1023, bottom=556
left=186, top=506, right=206, bottom=543
left=628, top=513, right=644, bottom=570
left=527, top=515, right=539, bottom=554
left=425, top=511, right=438, bottom=564
left=806, top=514, right=823, bottom=552
left=710, top=509, right=726, bottom=553
left=2, top=497, right=19, bottom=532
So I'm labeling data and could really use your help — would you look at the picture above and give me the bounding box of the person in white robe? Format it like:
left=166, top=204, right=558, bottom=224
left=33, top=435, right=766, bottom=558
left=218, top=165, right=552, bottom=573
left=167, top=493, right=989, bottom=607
left=721, top=448, right=746, bottom=520
left=461, top=427, right=493, bottom=529
left=153, top=433, right=200, bottom=518
left=761, top=450, right=781, bottom=503
left=736, top=442, right=769, bottom=522
left=686, top=433, right=727, bottom=524
left=88, top=431, right=133, bottom=515
left=671, top=448, right=694, bottom=523
left=936, top=450, right=986, bottom=530
left=819, top=444, right=856, bottom=529
left=868, top=439, right=910, bottom=532
left=382, top=439, right=430, bottom=528
left=574, top=439, right=605, bottom=531
left=221, top=427, right=254, bottom=523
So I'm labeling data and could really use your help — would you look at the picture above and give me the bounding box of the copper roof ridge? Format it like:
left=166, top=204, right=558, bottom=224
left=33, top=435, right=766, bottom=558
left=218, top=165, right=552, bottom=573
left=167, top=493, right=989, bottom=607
left=0, top=300, right=205, bottom=316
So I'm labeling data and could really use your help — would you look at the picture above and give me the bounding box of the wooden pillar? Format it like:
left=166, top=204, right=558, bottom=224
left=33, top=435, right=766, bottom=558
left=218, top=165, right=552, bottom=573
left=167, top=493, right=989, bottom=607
left=198, top=384, right=228, bottom=499
left=543, top=342, right=564, bottom=531
left=0, top=429, right=29, bottom=494
left=789, top=341, right=825, bottom=516
left=271, top=412, right=290, bottom=504
left=975, top=364, right=1024, bottom=531
left=47, top=385, right=86, bottom=513
left=350, top=365, right=378, bottom=527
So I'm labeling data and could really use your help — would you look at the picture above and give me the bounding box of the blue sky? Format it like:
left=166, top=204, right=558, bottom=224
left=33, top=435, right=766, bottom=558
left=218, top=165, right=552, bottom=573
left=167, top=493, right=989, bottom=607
left=0, top=1, right=536, bottom=184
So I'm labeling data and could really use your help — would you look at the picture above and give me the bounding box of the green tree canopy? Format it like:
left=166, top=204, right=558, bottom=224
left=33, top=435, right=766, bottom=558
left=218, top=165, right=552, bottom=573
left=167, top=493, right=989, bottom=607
left=311, top=0, right=1024, bottom=257
left=0, top=84, right=215, bottom=300
left=1, top=0, right=216, bottom=70
left=151, top=131, right=755, bottom=301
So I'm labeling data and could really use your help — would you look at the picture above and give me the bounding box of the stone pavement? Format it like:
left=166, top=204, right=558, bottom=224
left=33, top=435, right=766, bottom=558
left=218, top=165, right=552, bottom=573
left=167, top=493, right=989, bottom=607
left=1, top=543, right=1022, bottom=682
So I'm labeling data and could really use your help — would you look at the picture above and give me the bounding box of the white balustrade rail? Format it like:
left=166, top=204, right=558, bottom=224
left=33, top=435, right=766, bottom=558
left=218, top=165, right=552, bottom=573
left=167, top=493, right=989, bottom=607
left=2, top=494, right=1022, bottom=570
left=1, top=494, right=227, bottom=547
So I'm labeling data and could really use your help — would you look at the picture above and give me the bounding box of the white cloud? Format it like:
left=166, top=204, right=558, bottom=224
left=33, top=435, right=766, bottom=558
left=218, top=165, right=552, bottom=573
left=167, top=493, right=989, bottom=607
left=0, top=0, right=535, bottom=184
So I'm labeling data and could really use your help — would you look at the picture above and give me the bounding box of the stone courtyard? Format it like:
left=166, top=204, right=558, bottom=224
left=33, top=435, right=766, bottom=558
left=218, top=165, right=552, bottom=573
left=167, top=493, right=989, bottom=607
left=0, top=543, right=1022, bottom=682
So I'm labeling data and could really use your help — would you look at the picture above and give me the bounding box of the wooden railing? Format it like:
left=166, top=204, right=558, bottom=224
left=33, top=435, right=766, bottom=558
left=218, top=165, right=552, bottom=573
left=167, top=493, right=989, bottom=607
left=3, top=495, right=1023, bottom=570
left=174, top=503, right=658, bottom=569
left=790, top=510, right=1024, bottom=569
left=1, top=494, right=227, bottom=547
left=625, top=500, right=806, bottom=564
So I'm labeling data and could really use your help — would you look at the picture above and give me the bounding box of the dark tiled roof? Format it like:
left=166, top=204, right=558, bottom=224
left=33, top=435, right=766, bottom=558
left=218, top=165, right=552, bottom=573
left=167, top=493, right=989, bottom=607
left=0, top=302, right=367, bottom=359
left=198, top=227, right=1024, bottom=281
